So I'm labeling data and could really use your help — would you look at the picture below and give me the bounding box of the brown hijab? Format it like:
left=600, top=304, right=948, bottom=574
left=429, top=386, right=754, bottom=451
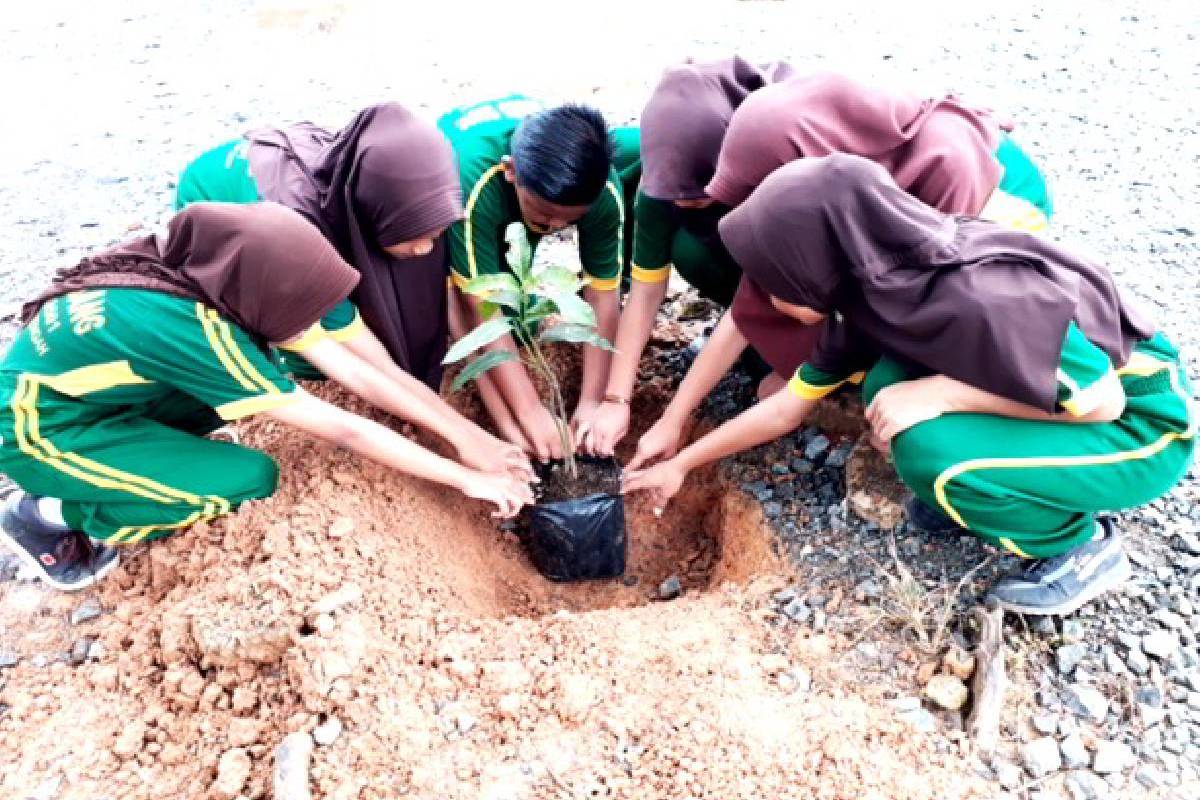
left=247, top=103, right=462, bottom=386
left=23, top=203, right=359, bottom=345
left=640, top=56, right=794, bottom=200
left=705, top=72, right=1005, bottom=213
left=718, top=154, right=1154, bottom=412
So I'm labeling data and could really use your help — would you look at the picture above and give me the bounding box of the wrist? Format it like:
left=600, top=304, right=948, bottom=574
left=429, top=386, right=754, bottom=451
left=928, top=374, right=962, bottom=412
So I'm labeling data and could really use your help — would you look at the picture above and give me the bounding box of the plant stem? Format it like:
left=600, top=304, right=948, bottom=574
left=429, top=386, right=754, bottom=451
left=516, top=323, right=576, bottom=479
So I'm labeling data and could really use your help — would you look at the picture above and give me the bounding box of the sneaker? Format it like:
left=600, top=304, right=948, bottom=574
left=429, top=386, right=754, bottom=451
left=905, top=496, right=966, bottom=535
left=0, top=491, right=120, bottom=591
left=986, top=517, right=1130, bottom=616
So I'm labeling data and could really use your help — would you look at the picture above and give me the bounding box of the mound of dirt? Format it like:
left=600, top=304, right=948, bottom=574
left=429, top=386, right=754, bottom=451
left=0, top=341, right=990, bottom=799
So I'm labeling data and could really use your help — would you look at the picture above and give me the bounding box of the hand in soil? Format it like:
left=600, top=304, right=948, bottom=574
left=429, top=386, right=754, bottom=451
left=577, top=399, right=630, bottom=457
left=568, top=398, right=601, bottom=452
left=457, top=432, right=535, bottom=482
left=623, top=456, right=687, bottom=513
left=627, top=415, right=685, bottom=471
left=460, top=470, right=535, bottom=518
left=520, top=404, right=565, bottom=463
left=865, top=376, right=951, bottom=444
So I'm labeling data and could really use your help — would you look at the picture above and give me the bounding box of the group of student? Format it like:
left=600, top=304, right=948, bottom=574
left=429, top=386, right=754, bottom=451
left=1, top=57, right=1192, bottom=617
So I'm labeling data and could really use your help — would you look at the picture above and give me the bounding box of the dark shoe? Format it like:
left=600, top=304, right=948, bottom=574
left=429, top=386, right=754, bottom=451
left=905, top=496, right=966, bottom=534
left=0, top=491, right=119, bottom=591
left=986, top=517, right=1130, bottom=616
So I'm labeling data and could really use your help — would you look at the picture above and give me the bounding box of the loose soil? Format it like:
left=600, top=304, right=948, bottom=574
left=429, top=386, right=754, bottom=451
left=535, top=456, right=622, bottom=504
left=0, top=330, right=991, bottom=799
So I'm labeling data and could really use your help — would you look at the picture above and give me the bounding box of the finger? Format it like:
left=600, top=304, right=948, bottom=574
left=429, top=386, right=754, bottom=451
left=627, top=448, right=653, bottom=472
left=547, top=434, right=564, bottom=462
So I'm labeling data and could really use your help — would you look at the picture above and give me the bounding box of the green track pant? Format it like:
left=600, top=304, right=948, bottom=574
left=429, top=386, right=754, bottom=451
left=863, top=333, right=1196, bottom=558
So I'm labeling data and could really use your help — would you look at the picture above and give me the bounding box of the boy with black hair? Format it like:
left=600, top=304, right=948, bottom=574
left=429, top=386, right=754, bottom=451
left=438, top=96, right=640, bottom=462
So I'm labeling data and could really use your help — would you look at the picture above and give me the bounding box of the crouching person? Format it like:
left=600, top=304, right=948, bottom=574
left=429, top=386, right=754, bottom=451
left=0, top=203, right=534, bottom=591
left=625, top=155, right=1195, bottom=616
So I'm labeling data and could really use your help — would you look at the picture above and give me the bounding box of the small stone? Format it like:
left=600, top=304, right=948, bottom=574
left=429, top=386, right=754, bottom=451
left=1061, top=619, right=1086, bottom=644
left=1134, top=765, right=1163, bottom=788
left=1032, top=713, right=1059, bottom=735
left=943, top=646, right=976, bottom=680
left=273, top=733, right=314, bottom=800
left=69, top=638, right=92, bottom=666
left=1022, top=735, right=1063, bottom=777
left=1091, top=739, right=1132, bottom=774
left=1139, top=702, right=1167, bottom=727
left=924, top=674, right=969, bottom=711
left=1126, top=647, right=1151, bottom=676
left=1064, top=684, right=1109, bottom=722
left=1171, top=531, right=1200, bottom=555
left=455, top=710, right=477, bottom=735
left=112, top=721, right=146, bottom=759
left=228, top=717, right=265, bottom=746
left=804, top=434, right=831, bottom=462
left=1059, top=732, right=1090, bottom=769
left=781, top=597, right=811, bottom=623
left=327, top=516, right=354, bottom=538
left=1032, top=617, right=1057, bottom=637
left=70, top=599, right=102, bottom=625
left=1057, top=643, right=1089, bottom=675
left=1143, top=630, right=1179, bottom=660
left=91, top=664, right=118, bottom=690
left=231, top=687, right=258, bottom=714
left=1065, top=770, right=1108, bottom=800
left=313, top=716, right=342, bottom=746
left=995, top=760, right=1022, bottom=790
left=0, top=650, right=18, bottom=668
left=26, top=774, right=61, bottom=800
left=658, top=575, right=682, bottom=600
left=213, top=748, right=251, bottom=799
left=311, top=584, right=362, bottom=615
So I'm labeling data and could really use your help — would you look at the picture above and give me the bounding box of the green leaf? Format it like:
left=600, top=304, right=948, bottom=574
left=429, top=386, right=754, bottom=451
left=538, top=323, right=614, bottom=351
left=462, top=273, right=520, bottom=298
left=524, top=298, right=557, bottom=323
left=504, top=223, right=533, bottom=281
left=532, top=266, right=582, bottom=296
left=441, top=317, right=513, bottom=364
left=544, top=290, right=596, bottom=327
left=451, top=350, right=517, bottom=392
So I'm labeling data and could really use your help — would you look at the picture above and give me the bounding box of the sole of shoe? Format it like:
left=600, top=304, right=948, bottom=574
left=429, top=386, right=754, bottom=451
left=988, top=555, right=1132, bottom=617
left=0, top=526, right=121, bottom=592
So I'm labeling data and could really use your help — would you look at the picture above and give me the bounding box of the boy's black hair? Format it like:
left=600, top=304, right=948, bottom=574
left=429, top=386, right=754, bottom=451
left=510, top=104, right=614, bottom=206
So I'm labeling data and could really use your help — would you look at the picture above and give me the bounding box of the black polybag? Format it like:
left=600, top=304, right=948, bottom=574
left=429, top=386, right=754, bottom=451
left=526, top=459, right=626, bottom=582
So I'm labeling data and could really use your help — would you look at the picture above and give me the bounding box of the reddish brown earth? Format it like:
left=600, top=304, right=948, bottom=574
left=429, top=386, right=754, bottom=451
left=0, top=335, right=991, bottom=799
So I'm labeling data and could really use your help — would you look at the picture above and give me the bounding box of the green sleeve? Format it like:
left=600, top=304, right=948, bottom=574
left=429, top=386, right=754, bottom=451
left=1056, top=322, right=1119, bottom=417
left=446, top=165, right=508, bottom=289
left=576, top=169, right=626, bottom=291
left=789, top=362, right=865, bottom=400
left=318, top=299, right=365, bottom=342
left=123, top=294, right=297, bottom=421
left=630, top=189, right=675, bottom=284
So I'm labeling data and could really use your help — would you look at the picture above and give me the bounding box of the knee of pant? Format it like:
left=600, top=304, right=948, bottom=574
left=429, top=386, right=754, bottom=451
left=889, top=425, right=960, bottom=500
left=232, top=449, right=280, bottom=502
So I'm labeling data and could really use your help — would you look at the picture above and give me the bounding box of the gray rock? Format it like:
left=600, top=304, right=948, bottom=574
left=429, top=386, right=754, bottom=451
left=804, top=434, right=830, bottom=462
left=1136, top=685, right=1164, bottom=707
left=1140, top=702, right=1169, bottom=727
left=1134, top=765, right=1164, bottom=788
left=1060, top=732, right=1090, bottom=769
left=1126, top=647, right=1151, bottom=676
left=658, top=575, right=682, bottom=600
left=1171, top=531, right=1200, bottom=555
left=895, top=706, right=938, bottom=733
left=1062, top=619, right=1086, bottom=644
left=1057, top=643, right=1090, bottom=675
left=1144, top=630, right=1180, bottom=660
left=1033, top=713, right=1060, bottom=735
left=69, top=598, right=102, bottom=626
left=312, top=716, right=342, bottom=746
left=1023, top=735, right=1063, bottom=777
left=273, top=732, right=314, bottom=800
left=1065, top=770, right=1108, bottom=800
left=1064, top=684, right=1110, bottom=722
left=1091, top=739, right=1132, bottom=774
left=994, top=760, right=1022, bottom=790
left=781, top=597, right=811, bottom=623
left=1033, top=617, right=1058, bottom=637
left=825, top=443, right=852, bottom=469
left=0, top=650, right=18, bottom=668
left=69, top=638, right=92, bottom=667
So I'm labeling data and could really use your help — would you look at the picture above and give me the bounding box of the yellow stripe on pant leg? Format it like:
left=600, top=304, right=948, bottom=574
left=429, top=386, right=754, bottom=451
left=114, top=508, right=211, bottom=544
left=12, top=376, right=231, bottom=519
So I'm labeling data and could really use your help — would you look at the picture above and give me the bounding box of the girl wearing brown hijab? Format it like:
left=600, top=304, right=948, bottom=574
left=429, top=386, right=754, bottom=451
left=626, top=155, right=1194, bottom=616
left=176, top=103, right=460, bottom=386
left=626, top=71, right=1056, bottom=469
left=583, top=56, right=799, bottom=457
left=0, top=204, right=534, bottom=592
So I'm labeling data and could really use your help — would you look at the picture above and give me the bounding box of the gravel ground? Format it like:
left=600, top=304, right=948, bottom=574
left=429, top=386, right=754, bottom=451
left=2, top=1, right=1199, bottom=798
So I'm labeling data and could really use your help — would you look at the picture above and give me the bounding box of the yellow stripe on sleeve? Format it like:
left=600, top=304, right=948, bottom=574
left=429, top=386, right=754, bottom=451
left=209, top=310, right=279, bottom=394
left=196, top=303, right=256, bottom=392
left=278, top=323, right=327, bottom=354
left=464, top=164, right=507, bottom=280
left=327, top=311, right=367, bottom=343
left=215, top=390, right=302, bottom=421
left=787, top=370, right=866, bottom=401
left=631, top=263, right=671, bottom=284
left=586, top=275, right=621, bottom=292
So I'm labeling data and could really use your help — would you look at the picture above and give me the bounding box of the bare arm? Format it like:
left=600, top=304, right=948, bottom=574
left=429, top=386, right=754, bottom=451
left=605, top=278, right=670, bottom=401
left=626, top=311, right=749, bottom=469
left=866, top=373, right=1126, bottom=445
left=575, top=285, right=620, bottom=411
left=265, top=389, right=533, bottom=517
left=624, top=388, right=817, bottom=508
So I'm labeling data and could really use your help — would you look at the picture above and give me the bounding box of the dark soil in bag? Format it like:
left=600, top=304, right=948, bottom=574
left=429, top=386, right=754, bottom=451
left=525, top=455, right=626, bottom=582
